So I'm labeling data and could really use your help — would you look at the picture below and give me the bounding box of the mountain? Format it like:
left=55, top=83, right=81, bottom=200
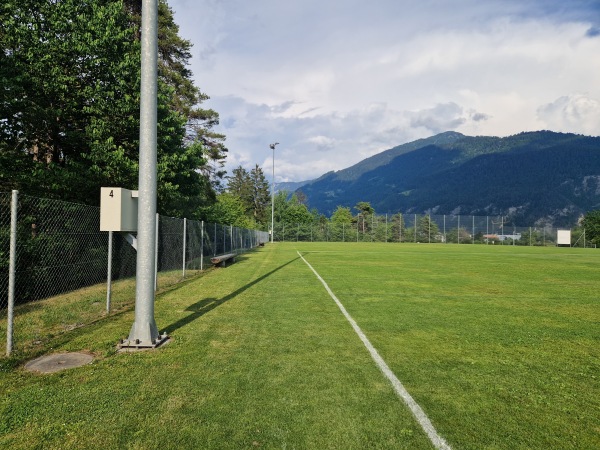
left=275, top=180, right=311, bottom=194
left=298, top=131, right=600, bottom=226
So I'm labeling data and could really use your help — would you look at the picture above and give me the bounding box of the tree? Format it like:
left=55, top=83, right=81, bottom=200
left=446, top=227, right=471, bottom=244
left=1, top=0, right=141, bottom=200
left=225, top=165, right=270, bottom=227
left=198, top=192, right=253, bottom=228
left=581, top=210, right=600, bottom=245
left=416, top=215, right=440, bottom=243
left=0, top=0, right=221, bottom=218
left=227, top=167, right=252, bottom=207
left=354, top=201, right=375, bottom=216
left=249, top=165, right=270, bottom=226
left=283, top=193, right=313, bottom=224
left=330, top=206, right=353, bottom=224
left=354, top=201, right=375, bottom=235
left=390, top=213, right=406, bottom=242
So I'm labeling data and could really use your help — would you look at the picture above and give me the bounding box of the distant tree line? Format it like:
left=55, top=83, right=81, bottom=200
left=211, top=175, right=600, bottom=246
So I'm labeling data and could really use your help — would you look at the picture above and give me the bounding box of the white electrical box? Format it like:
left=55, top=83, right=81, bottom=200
left=557, top=229, right=571, bottom=246
left=100, top=187, right=139, bottom=232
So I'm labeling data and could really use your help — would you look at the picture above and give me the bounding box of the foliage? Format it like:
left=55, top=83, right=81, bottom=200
left=354, top=201, right=375, bottom=216
left=416, top=215, right=440, bottom=243
left=198, top=192, right=254, bottom=228
left=0, top=0, right=221, bottom=217
left=282, top=193, right=314, bottom=224
left=330, top=206, right=354, bottom=224
left=222, top=165, right=270, bottom=227
left=389, top=213, right=407, bottom=242
left=581, top=210, right=600, bottom=245
left=445, top=227, right=472, bottom=244
left=0, top=0, right=141, bottom=200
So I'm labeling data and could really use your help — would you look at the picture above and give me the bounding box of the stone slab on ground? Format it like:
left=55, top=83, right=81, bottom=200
left=24, top=352, right=94, bottom=374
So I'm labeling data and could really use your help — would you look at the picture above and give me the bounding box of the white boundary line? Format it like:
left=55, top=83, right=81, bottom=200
left=297, top=251, right=451, bottom=450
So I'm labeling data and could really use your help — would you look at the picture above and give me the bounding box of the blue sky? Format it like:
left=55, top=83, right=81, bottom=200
left=169, top=0, right=600, bottom=182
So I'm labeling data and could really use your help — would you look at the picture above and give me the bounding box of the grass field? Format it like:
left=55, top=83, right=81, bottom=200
left=1, top=242, right=598, bottom=449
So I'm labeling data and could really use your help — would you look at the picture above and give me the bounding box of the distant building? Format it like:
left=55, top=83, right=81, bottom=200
left=483, top=233, right=521, bottom=242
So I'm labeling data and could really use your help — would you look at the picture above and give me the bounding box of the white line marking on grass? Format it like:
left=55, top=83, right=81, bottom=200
left=297, top=251, right=452, bottom=450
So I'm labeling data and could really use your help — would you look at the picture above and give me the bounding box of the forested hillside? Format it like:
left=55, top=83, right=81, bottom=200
left=298, top=131, right=600, bottom=226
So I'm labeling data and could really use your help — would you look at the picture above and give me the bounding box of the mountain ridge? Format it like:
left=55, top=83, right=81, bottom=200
left=296, top=131, right=600, bottom=226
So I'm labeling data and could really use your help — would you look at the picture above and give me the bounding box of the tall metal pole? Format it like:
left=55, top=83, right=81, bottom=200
left=123, top=0, right=164, bottom=348
left=270, top=143, right=279, bottom=243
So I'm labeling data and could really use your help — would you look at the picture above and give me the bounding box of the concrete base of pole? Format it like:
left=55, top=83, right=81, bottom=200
left=119, top=322, right=168, bottom=349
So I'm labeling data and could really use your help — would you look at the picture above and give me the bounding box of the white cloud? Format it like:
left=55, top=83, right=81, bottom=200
left=169, top=0, right=600, bottom=182
left=307, top=135, right=337, bottom=152
left=537, top=94, right=600, bottom=135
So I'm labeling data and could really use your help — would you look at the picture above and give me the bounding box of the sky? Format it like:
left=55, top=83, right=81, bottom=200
left=168, top=0, right=600, bottom=183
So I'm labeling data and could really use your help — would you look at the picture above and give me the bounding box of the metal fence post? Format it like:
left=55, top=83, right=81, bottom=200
left=414, top=214, right=417, bottom=242
left=443, top=215, right=446, bottom=243
left=386, top=214, right=388, bottom=242
left=200, top=221, right=204, bottom=270
left=399, top=214, right=402, bottom=242
left=182, top=218, right=187, bottom=278
left=6, top=190, right=18, bottom=356
left=154, top=212, right=159, bottom=291
left=106, top=230, right=113, bottom=313
left=429, top=214, right=431, bottom=243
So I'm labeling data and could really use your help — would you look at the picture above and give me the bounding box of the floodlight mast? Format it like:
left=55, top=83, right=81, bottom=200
left=270, top=142, right=279, bottom=243
left=122, top=0, right=165, bottom=348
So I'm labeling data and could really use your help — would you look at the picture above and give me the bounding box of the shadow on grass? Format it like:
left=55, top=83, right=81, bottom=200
left=163, top=255, right=300, bottom=335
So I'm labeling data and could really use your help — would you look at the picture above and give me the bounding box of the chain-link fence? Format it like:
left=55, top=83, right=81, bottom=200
left=273, top=213, right=591, bottom=247
left=0, top=193, right=11, bottom=311
left=1, top=191, right=269, bottom=355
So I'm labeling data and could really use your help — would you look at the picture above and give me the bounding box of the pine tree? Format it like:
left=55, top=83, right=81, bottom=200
left=249, top=165, right=270, bottom=226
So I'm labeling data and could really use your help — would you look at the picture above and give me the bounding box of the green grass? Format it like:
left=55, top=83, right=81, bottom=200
left=1, top=243, right=599, bottom=449
left=0, top=268, right=202, bottom=358
left=295, top=243, right=600, bottom=449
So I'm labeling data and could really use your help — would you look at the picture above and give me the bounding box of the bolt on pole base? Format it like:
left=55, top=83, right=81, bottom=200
left=118, top=332, right=170, bottom=350
left=119, top=318, right=169, bottom=350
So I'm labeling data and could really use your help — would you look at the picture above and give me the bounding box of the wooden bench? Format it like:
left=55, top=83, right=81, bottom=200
left=210, top=253, right=236, bottom=267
